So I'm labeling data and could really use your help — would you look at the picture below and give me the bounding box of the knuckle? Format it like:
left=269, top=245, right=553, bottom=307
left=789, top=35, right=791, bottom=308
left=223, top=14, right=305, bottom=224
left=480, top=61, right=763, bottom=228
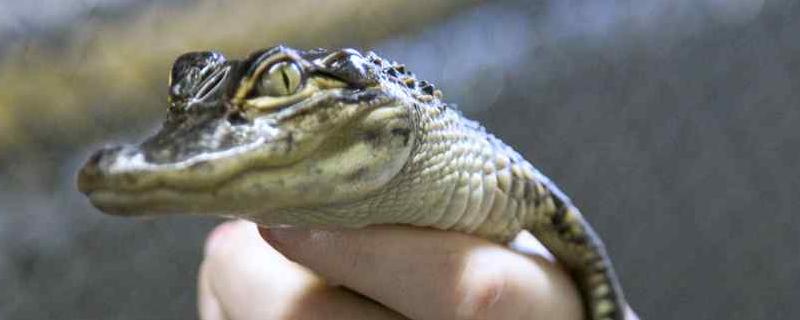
left=454, top=264, right=509, bottom=320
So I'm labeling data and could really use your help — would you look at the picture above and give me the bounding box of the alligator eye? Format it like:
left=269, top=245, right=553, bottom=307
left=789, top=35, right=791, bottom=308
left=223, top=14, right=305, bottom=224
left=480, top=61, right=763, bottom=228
left=256, top=61, right=302, bottom=96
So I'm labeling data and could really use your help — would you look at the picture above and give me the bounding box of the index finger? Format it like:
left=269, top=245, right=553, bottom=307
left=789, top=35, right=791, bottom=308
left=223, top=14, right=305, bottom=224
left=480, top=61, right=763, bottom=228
left=261, top=226, right=584, bottom=320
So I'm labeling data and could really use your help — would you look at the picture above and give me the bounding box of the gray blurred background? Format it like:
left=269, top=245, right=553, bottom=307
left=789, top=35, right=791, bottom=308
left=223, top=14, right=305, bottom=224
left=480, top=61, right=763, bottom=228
left=1, top=0, right=798, bottom=319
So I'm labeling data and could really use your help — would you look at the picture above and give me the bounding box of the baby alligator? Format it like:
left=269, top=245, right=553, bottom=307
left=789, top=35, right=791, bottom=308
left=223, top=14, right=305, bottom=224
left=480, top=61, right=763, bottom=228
left=78, top=46, right=627, bottom=320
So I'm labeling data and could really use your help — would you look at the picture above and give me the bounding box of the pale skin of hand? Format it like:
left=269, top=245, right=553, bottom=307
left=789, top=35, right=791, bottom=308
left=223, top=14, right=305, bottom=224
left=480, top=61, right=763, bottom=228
left=198, top=220, right=638, bottom=320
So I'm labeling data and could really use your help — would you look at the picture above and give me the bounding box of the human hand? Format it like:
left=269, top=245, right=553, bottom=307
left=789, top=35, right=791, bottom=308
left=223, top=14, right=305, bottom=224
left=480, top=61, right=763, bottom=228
left=198, top=220, right=637, bottom=319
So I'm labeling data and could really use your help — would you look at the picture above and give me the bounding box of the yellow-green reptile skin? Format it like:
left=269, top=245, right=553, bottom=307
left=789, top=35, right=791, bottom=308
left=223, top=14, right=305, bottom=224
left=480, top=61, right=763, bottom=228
left=78, top=46, right=627, bottom=320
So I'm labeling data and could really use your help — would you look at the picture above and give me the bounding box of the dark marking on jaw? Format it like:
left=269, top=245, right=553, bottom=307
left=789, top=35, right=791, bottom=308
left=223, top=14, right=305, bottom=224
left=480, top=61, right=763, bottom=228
left=347, top=167, right=369, bottom=182
left=316, top=109, right=330, bottom=122
left=252, top=182, right=268, bottom=192
left=390, top=127, right=411, bottom=146
left=362, top=130, right=380, bottom=143
left=285, top=132, right=295, bottom=153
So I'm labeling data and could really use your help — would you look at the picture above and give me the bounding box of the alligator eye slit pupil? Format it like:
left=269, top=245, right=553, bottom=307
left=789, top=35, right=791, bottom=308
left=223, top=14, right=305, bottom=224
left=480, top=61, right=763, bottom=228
left=281, top=69, right=290, bottom=91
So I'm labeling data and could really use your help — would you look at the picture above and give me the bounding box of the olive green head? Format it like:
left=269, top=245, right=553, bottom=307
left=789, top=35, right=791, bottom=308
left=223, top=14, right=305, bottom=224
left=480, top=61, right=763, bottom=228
left=78, top=46, right=437, bottom=216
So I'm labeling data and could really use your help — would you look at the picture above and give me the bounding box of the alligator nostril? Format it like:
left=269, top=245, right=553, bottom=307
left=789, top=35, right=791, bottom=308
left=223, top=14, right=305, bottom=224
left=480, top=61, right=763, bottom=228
left=77, top=163, right=102, bottom=194
left=86, top=151, right=103, bottom=167
left=77, top=146, right=127, bottom=193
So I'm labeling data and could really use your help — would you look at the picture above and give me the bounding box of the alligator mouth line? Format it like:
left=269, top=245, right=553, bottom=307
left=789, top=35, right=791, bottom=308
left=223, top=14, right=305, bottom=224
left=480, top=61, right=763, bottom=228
left=80, top=132, right=316, bottom=195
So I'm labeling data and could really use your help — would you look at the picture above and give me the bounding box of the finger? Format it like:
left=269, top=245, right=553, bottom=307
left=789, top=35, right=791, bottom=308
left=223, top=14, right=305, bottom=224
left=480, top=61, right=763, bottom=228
left=198, top=220, right=407, bottom=320
left=261, top=226, right=583, bottom=320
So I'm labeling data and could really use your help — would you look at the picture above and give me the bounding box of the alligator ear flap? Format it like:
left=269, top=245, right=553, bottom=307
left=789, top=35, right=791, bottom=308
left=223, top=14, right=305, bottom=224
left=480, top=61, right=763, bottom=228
left=168, top=51, right=228, bottom=107
left=319, top=49, right=381, bottom=88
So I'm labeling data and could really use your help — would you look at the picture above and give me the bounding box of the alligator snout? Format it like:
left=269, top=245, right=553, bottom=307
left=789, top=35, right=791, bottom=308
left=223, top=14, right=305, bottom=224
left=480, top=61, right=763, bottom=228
left=77, top=145, right=134, bottom=194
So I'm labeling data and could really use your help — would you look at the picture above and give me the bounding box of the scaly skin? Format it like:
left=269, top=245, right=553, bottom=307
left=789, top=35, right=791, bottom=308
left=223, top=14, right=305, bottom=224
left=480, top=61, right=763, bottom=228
left=78, top=46, right=626, bottom=319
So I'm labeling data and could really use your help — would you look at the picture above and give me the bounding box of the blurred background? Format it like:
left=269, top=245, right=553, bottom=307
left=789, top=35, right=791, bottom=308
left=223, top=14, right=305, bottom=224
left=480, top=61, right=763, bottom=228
left=1, top=0, right=798, bottom=318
